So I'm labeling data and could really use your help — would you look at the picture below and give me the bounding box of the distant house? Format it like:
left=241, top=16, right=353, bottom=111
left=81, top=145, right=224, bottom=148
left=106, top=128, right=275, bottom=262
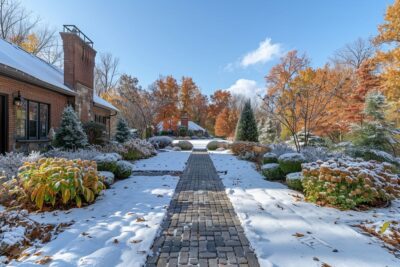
left=157, top=115, right=207, bottom=136
left=0, top=25, right=118, bottom=153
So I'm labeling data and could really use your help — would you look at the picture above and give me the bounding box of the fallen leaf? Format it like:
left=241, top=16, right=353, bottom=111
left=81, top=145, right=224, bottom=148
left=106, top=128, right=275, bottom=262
left=130, top=239, right=143, bottom=244
left=113, top=239, right=119, bottom=244
left=313, top=257, right=319, bottom=261
left=35, top=256, right=52, bottom=265
left=293, top=232, right=305, bottom=238
left=136, top=217, right=146, bottom=222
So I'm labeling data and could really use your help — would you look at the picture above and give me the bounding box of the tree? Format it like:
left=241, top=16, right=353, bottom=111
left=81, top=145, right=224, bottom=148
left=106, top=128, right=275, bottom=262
left=54, top=106, right=88, bottom=149
left=115, top=117, right=130, bottom=143
left=95, top=53, right=120, bottom=94
left=235, top=100, right=258, bottom=142
left=350, top=91, right=399, bottom=154
left=332, top=38, right=375, bottom=69
left=374, top=0, right=400, bottom=127
left=258, top=115, right=278, bottom=144
left=206, top=90, right=231, bottom=134
left=180, top=77, right=200, bottom=116
left=215, top=107, right=238, bottom=138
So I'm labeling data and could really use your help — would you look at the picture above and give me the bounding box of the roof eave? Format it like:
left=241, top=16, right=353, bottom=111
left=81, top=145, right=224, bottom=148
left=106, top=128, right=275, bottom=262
left=93, top=101, right=119, bottom=112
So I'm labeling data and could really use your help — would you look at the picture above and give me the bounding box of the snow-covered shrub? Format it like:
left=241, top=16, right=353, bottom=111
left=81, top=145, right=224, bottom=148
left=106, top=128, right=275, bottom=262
left=53, top=106, right=88, bottom=149
left=270, top=143, right=295, bottom=157
left=97, top=139, right=156, bottom=160
left=286, top=172, right=303, bottom=191
left=98, top=171, right=115, bottom=188
left=115, top=118, right=131, bottom=143
left=263, top=152, right=278, bottom=164
left=174, top=140, right=193, bottom=151
left=114, top=161, right=133, bottom=179
left=18, top=158, right=105, bottom=210
left=278, top=153, right=306, bottom=174
left=231, top=141, right=270, bottom=160
left=207, top=141, right=229, bottom=151
left=0, top=151, right=42, bottom=181
left=346, top=147, right=399, bottom=167
left=302, top=158, right=400, bottom=209
left=261, top=163, right=284, bottom=180
left=301, top=146, right=338, bottom=162
left=148, top=136, right=173, bottom=149
left=45, top=147, right=102, bottom=161
left=172, top=146, right=182, bottom=151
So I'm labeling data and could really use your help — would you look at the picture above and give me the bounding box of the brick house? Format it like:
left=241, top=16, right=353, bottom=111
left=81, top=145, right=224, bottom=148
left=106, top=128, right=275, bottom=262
left=0, top=25, right=118, bottom=153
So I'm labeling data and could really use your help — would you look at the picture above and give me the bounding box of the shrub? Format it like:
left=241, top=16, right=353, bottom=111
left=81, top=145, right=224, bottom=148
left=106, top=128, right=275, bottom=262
left=97, top=160, right=118, bottom=173
left=54, top=106, right=88, bottom=150
left=18, top=158, right=105, bottom=210
left=270, top=143, right=295, bottom=157
left=231, top=141, right=269, bottom=156
left=148, top=136, right=173, bottom=149
left=174, top=140, right=193, bottom=151
left=83, top=122, right=107, bottom=145
left=301, top=146, right=339, bottom=162
left=97, top=139, right=156, bottom=160
left=114, top=161, right=133, bottom=179
left=286, top=172, right=303, bottom=191
left=45, top=147, right=102, bottom=161
left=263, top=152, right=278, bottom=164
left=346, top=147, right=399, bottom=167
left=302, top=158, right=400, bottom=209
left=278, top=153, right=306, bottom=174
left=261, top=163, right=284, bottom=180
left=207, top=141, right=229, bottom=151
left=98, top=171, right=115, bottom=188
left=235, top=100, right=258, bottom=142
left=0, top=152, right=42, bottom=182
left=115, top=118, right=131, bottom=143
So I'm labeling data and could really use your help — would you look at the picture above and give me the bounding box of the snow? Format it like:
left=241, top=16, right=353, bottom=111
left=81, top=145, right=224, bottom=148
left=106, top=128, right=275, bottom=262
left=93, top=94, right=118, bottom=112
left=0, top=39, right=74, bottom=95
left=8, top=174, right=179, bottom=267
left=210, top=152, right=400, bottom=267
left=261, top=163, right=279, bottom=170
left=94, top=153, right=122, bottom=162
left=278, top=152, right=305, bottom=162
left=133, top=151, right=190, bottom=171
left=286, top=172, right=303, bottom=181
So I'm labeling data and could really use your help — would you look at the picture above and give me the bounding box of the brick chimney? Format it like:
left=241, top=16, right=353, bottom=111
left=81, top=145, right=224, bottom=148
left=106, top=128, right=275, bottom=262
left=181, top=113, right=189, bottom=128
left=60, top=25, right=96, bottom=122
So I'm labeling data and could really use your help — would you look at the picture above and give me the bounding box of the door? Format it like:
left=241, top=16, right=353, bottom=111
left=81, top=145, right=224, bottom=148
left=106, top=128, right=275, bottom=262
left=0, top=95, right=6, bottom=154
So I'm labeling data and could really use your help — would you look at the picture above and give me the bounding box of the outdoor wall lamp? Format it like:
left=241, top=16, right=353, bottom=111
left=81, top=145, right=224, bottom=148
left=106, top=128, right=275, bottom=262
left=13, top=91, right=23, bottom=107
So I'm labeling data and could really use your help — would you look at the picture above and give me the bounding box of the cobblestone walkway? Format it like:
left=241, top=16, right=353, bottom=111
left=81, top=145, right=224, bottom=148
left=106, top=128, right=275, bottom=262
left=146, top=150, right=259, bottom=267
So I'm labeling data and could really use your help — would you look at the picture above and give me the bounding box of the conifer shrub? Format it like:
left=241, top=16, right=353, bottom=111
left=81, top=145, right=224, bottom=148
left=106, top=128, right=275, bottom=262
left=17, top=158, right=104, bottom=210
left=302, top=158, right=400, bottom=209
left=235, top=100, right=259, bottom=142
left=115, top=118, right=131, bottom=143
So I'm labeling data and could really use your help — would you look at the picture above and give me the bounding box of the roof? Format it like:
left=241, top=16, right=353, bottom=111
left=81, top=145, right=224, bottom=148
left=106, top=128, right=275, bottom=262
left=93, top=94, right=118, bottom=112
left=0, top=38, right=117, bottom=112
left=157, top=120, right=206, bottom=132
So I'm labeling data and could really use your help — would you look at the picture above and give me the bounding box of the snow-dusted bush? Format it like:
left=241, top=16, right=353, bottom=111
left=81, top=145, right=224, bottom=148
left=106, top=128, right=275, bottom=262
left=270, top=143, right=295, bottom=157
left=302, top=158, right=400, bottom=209
left=346, top=147, right=399, bottom=167
left=115, top=118, right=131, bottom=143
left=114, top=161, right=133, bottom=179
left=231, top=141, right=270, bottom=160
left=263, top=152, right=278, bottom=164
left=45, top=147, right=102, bottom=161
left=98, top=139, right=156, bottom=160
left=174, top=140, right=193, bottom=151
left=98, top=171, right=115, bottom=188
left=261, top=163, right=284, bottom=180
left=0, top=151, right=42, bottom=181
left=149, top=136, right=173, bottom=149
left=286, top=172, right=303, bottom=191
left=301, top=146, right=338, bottom=162
left=278, top=153, right=306, bottom=174
left=207, top=141, right=229, bottom=151
left=172, top=146, right=182, bottom=151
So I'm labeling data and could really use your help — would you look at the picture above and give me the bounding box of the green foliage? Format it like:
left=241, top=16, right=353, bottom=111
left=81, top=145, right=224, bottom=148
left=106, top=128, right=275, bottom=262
left=178, top=126, right=188, bottom=137
left=18, top=158, right=104, bottom=210
left=114, top=161, right=132, bottom=179
left=286, top=172, right=303, bottom=191
left=263, top=153, right=278, bottom=164
left=175, top=140, right=193, bottom=150
left=97, top=160, right=118, bottom=173
left=258, top=116, right=278, bottom=144
left=278, top=153, right=306, bottom=174
left=261, top=163, right=285, bottom=180
left=235, top=100, right=259, bottom=142
left=83, top=121, right=107, bottom=145
left=54, top=106, right=88, bottom=150
left=207, top=141, right=219, bottom=150
left=115, top=118, right=131, bottom=143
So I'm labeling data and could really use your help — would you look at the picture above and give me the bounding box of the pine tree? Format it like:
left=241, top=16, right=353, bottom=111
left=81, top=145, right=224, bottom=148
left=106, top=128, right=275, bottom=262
left=235, top=100, right=259, bottom=142
left=115, top=118, right=131, bottom=143
left=54, top=106, right=88, bottom=150
left=258, top=116, right=277, bottom=144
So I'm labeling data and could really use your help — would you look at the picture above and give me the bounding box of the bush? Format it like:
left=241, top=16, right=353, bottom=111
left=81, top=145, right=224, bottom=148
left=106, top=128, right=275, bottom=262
left=45, top=147, right=102, bottom=161
left=115, top=118, right=131, bottom=143
left=301, top=146, right=337, bottom=162
left=97, top=160, right=118, bottom=173
left=302, top=158, right=400, bottom=209
left=0, top=151, right=42, bottom=182
left=231, top=141, right=270, bottom=157
left=148, top=136, right=173, bottom=149
left=346, top=147, right=399, bottom=167
left=17, top=158, right=105, bottom=210
left=83, top=122, right=107, bottom=145
left=270, top=143, right=295, bottom=157
left=207, top=141, right=229, bottom=151
left=261, top=163, right=284, bottom=180
left=174, top=140, right=193, bottom=151
left=114, top=161, right=133, bottom=179
left=97, top=139, right=156, bottom=160
left=263, top=152, right=278, bottom=164
left=235, top=100, right=258, bottom=142
left=278, top=153, right=306, bottom=174
left=286, top=172, right=303, bottom=191
left=54, top=106, right=88, bottom=149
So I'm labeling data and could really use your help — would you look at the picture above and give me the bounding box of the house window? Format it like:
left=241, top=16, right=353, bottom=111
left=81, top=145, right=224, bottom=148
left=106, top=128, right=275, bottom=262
left=95, top=114, right=107, bottom=125
left=16, top=100, right=50, bottom=140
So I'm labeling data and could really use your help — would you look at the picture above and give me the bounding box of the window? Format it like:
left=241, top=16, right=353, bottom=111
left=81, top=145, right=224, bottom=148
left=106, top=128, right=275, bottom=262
left=95, top=114, right=107, bottom=125
left=16, top=100, right=50, bottom=140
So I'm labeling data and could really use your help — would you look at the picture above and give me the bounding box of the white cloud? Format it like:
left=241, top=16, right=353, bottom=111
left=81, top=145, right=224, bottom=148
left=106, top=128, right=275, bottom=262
left=240, top=38, right=281, bottom=68
left=225, top=79, right=264, bottom=100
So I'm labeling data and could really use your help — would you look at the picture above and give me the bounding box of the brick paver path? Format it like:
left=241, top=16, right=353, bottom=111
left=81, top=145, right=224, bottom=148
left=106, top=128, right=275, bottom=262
left=146, top=150, right=259, bottom=267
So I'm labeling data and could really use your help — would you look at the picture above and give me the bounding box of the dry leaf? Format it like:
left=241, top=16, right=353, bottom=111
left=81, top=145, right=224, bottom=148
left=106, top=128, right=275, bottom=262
left=293, top=232, right=305, bottom=238
left=113, top=239, right=119, bottom=244
left=136, top=217, right=146, bottom=222
left=35, top=256, right=52, bottom=265
left=130, top=239, right=143, bottom=244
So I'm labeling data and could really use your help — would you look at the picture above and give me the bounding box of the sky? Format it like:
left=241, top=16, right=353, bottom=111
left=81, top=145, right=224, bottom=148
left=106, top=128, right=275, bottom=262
left=23, top=0, right=393, bottom=98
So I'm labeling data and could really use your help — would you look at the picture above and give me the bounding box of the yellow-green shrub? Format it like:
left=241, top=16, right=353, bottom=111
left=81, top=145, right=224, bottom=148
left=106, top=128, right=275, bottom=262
left=18, top=158, right=105, bottom=210
left=302, top=158, right=400, bottom=209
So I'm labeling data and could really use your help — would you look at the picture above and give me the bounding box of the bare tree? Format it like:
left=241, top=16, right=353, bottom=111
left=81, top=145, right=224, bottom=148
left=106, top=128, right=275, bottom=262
left=95, top=53, right=120, bottom=94
left=332, top=38, right=375, bottom=69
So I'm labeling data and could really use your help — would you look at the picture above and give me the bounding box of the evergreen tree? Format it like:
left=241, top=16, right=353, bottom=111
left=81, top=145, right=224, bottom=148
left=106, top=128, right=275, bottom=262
left=258, top=116, right=277, bottom=144
left=54, top=106, right=88, bottom=149
left=115, top=117, right=131, bottom=143
left=350, top=91, right=398, bottom=154
left=235, top=100, right=259, bottom=142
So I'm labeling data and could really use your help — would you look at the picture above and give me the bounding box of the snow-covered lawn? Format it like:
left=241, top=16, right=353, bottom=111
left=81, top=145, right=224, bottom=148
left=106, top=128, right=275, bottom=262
left=210, top=152, right=400, bottom=267
left=133, top=151, right=190, bottom=171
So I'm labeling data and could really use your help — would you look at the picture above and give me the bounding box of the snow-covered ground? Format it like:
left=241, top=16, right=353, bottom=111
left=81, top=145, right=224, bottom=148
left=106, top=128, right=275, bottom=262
left=210, top=152, right=400, bottom=267
left=133, top=151, right=190, bottom=171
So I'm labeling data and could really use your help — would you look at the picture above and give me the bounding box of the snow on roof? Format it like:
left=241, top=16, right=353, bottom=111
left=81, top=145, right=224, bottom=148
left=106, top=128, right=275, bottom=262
left=157, top=120, right=206, bottom=132
left=93, top=94, right=118, bottom=112
left=0, top=38, right=117, bottom=112
left=0, top=38, right=74, bottom=95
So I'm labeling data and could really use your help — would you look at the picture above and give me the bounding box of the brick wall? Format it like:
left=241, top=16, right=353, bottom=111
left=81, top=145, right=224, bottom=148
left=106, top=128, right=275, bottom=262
left=0, top=75, right=69, bottom=151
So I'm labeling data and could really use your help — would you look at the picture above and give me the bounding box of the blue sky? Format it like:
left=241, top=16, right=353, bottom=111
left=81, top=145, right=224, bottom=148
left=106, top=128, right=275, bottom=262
left=23, top=0, right=392, bottom=97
